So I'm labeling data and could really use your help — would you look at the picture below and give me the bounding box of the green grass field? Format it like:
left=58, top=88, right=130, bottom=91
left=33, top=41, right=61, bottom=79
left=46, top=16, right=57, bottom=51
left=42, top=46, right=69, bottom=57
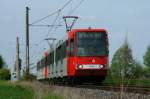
left=102, top=78, right=150, bottom=87
left=0, top=81, right=63, bottom=99
left=0, top=81, right=34, bottom=99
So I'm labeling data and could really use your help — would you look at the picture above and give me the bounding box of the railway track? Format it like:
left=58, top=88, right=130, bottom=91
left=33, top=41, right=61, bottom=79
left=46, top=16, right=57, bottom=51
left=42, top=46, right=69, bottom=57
left=39, top=81, right=150, bottom=95
left=37, top=81, right=150, bottom=99
left=72, top=84, right=150, bottom=95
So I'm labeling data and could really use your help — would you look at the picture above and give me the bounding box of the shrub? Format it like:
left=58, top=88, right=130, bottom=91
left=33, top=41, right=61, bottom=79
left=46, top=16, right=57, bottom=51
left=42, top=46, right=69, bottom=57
left=0, top=68, right=10, bottom=80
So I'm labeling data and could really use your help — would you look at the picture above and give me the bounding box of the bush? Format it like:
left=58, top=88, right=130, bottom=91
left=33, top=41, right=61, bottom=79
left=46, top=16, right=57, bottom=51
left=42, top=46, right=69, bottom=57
left=0, top=68, right=10, bottom=80
left=22, top=72, right=36, bottom=81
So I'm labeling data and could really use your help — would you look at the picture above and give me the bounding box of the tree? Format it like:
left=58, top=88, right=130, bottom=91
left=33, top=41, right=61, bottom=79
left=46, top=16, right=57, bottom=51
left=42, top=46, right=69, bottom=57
left=111, top=39, right=135, bottom=80
left=133, top=61, right=144, bottom=78
left=143, top=45, right=150, bottom=69
left=110, top=37, right=136, bottom=99
left=0, top=68, right=10, bottom=80
left=0, top=55, right=4, bottom=69
left=143, top=67, right=150, bottom=79
left=0, top=54, right=10, bottom=80
left=0, top=55, right=7, bottom=69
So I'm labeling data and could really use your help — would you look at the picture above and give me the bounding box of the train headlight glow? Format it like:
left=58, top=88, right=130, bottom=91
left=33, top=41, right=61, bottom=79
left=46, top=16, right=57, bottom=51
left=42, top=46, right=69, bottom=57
left=78, top=65, right=83, bottom=69
left=99, top=65, right=103, bottom=69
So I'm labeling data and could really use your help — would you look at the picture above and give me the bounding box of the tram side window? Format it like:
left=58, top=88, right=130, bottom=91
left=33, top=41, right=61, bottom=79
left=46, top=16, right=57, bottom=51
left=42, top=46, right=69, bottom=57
left=56, top=48, right=58, bottom=63
left=52, top=52, right=54, bottom=65
left=41, top=59, right=44, bottom=67
left=70, top=39, right=74, bottom=57
left=56, top=46, right=61, bottom=63
left=47, top=53, right=51, bottom=65
left=45, top=57, right=47, bottom=66
left=62, top=42, right=67, bottom=58
left=37, top=62, right=41, bottom=70
left=41, top=60, right=42, bottom=67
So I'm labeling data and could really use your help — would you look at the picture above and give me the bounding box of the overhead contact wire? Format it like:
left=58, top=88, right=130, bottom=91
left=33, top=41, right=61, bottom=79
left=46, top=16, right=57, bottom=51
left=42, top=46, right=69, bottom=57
left=45, top=10, right=61, bottom=37
left=68, top=0, right=85, bottom=15
left=30, top=0, right=73, bottom=25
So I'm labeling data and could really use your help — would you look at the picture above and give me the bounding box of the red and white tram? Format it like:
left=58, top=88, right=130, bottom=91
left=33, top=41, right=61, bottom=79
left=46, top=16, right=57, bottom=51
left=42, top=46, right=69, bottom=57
left=37, top=28, right=109, bottom=83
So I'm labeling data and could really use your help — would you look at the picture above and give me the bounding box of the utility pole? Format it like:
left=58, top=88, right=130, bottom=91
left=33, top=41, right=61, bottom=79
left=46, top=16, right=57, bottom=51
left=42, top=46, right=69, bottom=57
left=26, top=7, right=30, bottom=79
left=16, top=37, right=20, bottom=80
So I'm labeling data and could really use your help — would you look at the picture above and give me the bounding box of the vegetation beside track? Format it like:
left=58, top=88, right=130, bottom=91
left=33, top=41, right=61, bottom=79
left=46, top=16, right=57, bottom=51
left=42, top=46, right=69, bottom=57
left=0, top=80, right=64, bottom=99
left=0, top=80, right=34, bottom=99
left=102, top=78, right=150, bottom=88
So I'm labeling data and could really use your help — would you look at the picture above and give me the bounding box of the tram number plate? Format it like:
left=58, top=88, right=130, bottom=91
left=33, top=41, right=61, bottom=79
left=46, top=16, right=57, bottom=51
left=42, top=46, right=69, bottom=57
left=83, top=65, right=99, bottom=69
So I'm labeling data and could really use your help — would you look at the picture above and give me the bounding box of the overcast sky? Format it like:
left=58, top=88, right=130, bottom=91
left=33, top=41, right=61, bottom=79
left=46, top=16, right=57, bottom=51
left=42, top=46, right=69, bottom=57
left=0, top=0, right=150, bottom=71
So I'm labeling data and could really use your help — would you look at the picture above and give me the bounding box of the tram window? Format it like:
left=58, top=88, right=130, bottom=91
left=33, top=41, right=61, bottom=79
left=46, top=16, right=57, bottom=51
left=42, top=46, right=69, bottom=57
left=41, top=59, right=44, bottom=67
left=52, top=52, right=54, bottom=64
left=70, top=39, right=74, bottom=56
left=47, top=53, right=52, bottom=65
left=56, top=46, right=61, bottom=62
left=62, top=42, right=66, bottom=58
left=45, top=57, right=47, bottom=66
left=56, top=48, right=59, bottom=62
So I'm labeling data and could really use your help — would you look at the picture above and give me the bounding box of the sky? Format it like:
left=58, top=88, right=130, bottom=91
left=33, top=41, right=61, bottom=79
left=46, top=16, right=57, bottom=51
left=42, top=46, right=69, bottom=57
left=0, top=0, right=150, bottom=72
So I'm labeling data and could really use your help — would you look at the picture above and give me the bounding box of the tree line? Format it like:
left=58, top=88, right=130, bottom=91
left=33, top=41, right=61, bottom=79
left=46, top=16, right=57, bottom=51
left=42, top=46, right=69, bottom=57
left=0, top=55, right=10, bottom=80
left=103, top=37, right=150, bottom=86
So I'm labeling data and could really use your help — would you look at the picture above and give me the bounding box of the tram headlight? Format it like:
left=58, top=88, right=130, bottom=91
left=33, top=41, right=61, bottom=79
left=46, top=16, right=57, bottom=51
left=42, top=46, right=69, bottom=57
left=78, top=65, right=83, bottom=69
left=99, top=65, right=104, bottom=69
left=76, top=64, right=83, bottom=69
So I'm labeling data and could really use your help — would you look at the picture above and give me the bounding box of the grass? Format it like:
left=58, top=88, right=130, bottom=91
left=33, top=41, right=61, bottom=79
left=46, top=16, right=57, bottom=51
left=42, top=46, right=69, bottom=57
left=102, top=78, right=150, bottom=87
left=0, top=81, right=34, bottom=99
left=17, top=81, right=64, bottom=99
left=43, top=94, right=63, bottom=99
left=0, top=80, right=64, bottom=99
